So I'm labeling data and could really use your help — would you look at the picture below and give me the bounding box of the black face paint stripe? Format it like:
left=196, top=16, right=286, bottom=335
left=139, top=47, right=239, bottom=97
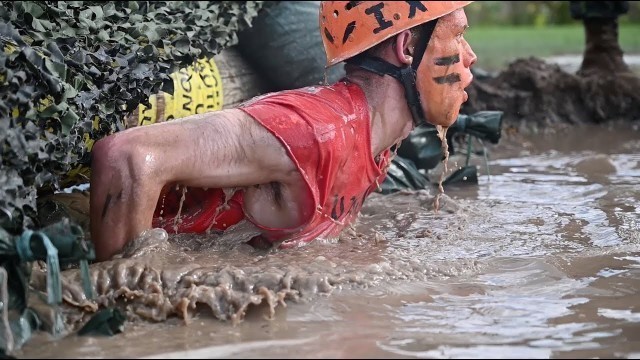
left=434, top=54, right=460, bottom=66
left=433, top=73, right=461, bottom=84
left=342, top=21, right=356, bottom=44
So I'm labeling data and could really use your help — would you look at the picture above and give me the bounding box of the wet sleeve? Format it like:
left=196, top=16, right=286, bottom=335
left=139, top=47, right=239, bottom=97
left=238, top=100, right=322, bottom=224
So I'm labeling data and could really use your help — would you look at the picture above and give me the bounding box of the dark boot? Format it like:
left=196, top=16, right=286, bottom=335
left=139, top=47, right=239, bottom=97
left=578, top=17, right=632, bottom=76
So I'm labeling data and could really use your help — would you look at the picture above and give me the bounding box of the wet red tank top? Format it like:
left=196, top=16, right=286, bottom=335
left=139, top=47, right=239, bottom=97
left=152, top=80, right=391, bottom=248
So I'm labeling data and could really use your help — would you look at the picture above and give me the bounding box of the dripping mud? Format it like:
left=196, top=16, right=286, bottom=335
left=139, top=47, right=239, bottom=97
left=33, top=188, right=474, bottom=327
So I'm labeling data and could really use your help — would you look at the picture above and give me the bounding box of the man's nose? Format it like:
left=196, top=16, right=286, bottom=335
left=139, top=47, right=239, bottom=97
left=464, top=41, right=477, bottom=68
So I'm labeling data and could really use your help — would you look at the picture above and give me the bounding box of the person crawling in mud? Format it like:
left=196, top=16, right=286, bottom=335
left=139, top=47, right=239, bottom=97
left=89, top=1, right=478, bottom=261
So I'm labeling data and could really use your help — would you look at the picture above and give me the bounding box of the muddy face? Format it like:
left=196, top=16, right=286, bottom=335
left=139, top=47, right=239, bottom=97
left=417, top=8, right=476, bottom=127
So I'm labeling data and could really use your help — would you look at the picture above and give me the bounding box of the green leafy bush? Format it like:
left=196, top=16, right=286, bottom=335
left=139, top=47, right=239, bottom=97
left=0, top=1, right=265, bottom=232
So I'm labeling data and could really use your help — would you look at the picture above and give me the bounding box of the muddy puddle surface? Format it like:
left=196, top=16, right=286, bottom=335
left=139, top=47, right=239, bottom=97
left=18, top=123, right=640, bottom=358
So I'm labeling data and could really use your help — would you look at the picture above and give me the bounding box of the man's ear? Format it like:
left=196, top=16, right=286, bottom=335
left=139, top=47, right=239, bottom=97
left=394, top=29, right=414, bottom=66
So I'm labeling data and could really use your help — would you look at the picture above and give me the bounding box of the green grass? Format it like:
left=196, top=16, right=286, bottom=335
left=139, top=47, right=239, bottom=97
left=465, top=24, right=640, bottom=72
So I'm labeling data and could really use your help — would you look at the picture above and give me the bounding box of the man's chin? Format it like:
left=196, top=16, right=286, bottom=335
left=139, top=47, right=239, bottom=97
left=428, top=114, right=460, bottom=128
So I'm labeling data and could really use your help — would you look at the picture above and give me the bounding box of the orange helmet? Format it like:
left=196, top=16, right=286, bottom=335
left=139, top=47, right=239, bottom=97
left=320, top=1, right=473, bottom=66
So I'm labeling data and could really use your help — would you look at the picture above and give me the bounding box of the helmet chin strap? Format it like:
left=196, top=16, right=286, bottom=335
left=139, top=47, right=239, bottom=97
left=345, top=19, right=438, bottom=128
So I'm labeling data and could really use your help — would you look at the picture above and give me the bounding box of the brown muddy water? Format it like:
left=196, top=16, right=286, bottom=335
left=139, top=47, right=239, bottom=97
left=17, top=122, right=640, bottom=359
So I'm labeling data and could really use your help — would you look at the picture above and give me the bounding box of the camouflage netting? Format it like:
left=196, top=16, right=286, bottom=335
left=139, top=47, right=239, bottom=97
left=0, top=1, right=266, bottom=233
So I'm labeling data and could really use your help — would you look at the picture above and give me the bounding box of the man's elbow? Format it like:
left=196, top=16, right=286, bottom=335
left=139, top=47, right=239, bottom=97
left=90, top=131, right=162, bottom=262
left=91, top=132, right=158, bottom=187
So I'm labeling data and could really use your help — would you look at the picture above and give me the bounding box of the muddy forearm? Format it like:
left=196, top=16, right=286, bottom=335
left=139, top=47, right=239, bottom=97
left=90, top=136, right=163, bottom=261
left=90, top=175, right=127, bottom=261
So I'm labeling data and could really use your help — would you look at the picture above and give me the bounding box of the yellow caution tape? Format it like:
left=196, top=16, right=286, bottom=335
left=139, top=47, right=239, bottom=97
left=63, top=57, right=224, bottom=187
left=133, top=57, right=224, bottom=126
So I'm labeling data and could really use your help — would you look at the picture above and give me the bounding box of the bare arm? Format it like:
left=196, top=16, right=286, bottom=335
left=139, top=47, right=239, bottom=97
left=90, top=109, right=297, bottom=261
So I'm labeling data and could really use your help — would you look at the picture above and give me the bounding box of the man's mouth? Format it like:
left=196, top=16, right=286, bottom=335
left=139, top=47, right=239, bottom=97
left=462, top=75, right=473, bottom=102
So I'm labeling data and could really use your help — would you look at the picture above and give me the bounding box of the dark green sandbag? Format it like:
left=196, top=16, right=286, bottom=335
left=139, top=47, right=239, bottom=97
left=379, top=156, right=429, bottom=194
left=442, top=165, right=479, bottom=186
left=396, top=111, right=504, bottom=173
left=453, top=111, right=503, bottom=145
left=383, top=111, right=504, bottom=192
